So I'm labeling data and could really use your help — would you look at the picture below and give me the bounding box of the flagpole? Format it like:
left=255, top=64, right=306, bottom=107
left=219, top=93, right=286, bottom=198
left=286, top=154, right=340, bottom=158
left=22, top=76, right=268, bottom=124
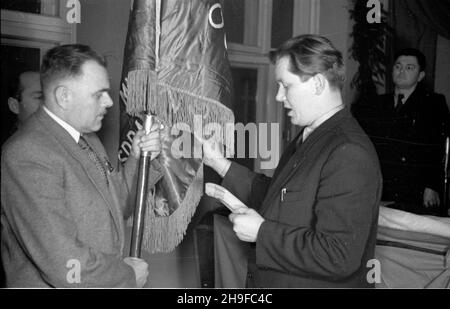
left=129, top=0, right=161, bottom=258
left=130, top=114, right=153, bottom=258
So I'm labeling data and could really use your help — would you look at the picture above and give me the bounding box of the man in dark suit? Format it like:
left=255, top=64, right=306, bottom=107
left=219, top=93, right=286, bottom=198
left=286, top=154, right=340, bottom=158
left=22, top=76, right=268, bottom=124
left=369, top=49, right=449, bottom=216
left=203, top=35, right=382, bottom=288
left=1, top=45, right=162, bottom=287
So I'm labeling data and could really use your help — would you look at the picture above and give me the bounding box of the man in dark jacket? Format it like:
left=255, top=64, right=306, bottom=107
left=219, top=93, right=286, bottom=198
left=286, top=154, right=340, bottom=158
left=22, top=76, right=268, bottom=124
left=368, top=48, right=449, bottom=216
left=202, top=35, right=382, bottom=288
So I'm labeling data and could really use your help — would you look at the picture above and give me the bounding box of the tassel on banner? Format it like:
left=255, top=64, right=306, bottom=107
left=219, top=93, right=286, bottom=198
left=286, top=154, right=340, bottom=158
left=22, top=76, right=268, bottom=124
left=125, top=70, right=235, bottom=156
left=143, top=165, right=204, bottom=253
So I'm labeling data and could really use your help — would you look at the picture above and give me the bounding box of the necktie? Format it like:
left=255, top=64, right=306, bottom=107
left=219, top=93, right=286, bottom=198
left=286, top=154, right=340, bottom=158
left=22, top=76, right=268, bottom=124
left=302, top=126, right=313, bottom=143
left=78, top=136, right=109, bottom=186
left=395, top=94, right=405, bottom=112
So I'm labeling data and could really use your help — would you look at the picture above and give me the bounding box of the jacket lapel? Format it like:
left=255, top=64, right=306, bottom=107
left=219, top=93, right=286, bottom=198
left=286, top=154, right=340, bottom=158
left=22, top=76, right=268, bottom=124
left=262, top=131, right=302, bottom=203
left=261, top=109, right=350, bottom=212
left=394, top=87, right=421, bottom=114
left=270, top=131, right=302, bottom=181
left=36, top=109, right=123, bottom=243
left=83, top=134, right=125, bottom=242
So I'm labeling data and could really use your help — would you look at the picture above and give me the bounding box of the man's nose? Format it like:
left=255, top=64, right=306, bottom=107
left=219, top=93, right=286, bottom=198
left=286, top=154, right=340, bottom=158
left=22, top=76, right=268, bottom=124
left=275, top=88, right=285, bottom=102
left=103, top=93, right=113, bottom=108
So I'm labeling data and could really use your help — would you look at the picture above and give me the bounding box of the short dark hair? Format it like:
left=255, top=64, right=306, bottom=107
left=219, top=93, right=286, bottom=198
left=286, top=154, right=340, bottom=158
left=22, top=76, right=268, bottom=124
left=40, top=44, right=107, bottom=93
left=7, top=73, right=24, bottom=100
left=269, top=34, right=345, bottom=90
left=394, top=48, right=426, bottom=72
left=7, top=71, right=39, bottom=101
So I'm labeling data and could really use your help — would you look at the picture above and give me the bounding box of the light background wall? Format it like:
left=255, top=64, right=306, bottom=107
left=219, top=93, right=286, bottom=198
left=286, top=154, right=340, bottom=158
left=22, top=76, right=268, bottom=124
left=319, top=0, right=359, bottom=105
left=77, top=0, right=130, bottom=163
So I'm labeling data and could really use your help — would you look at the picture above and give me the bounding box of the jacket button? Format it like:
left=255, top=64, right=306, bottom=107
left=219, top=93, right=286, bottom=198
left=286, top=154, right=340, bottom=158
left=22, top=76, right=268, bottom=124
left=401, top=157, right=406, bottom=162
left=247, top=272, right=253, bottom=279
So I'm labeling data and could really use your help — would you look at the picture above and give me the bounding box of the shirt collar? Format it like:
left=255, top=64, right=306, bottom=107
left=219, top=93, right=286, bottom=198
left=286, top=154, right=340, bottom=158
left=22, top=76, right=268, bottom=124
left=303, top=105, right=344, bottom=142
left=43, top=106, right=81, bottom=143
left=395, top=84, right=416, bottom=103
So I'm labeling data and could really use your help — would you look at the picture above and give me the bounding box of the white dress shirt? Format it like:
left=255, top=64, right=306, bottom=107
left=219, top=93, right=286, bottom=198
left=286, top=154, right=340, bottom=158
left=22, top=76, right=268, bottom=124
left=394, top=85, right=416, bottom=106
left=302, top=105, right=344, bottom=142
left=43, top=106, right=81, bottom=143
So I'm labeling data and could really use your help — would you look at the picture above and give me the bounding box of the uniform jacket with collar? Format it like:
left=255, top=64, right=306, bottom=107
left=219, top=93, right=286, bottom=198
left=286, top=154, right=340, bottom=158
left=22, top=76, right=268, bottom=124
left=369, top=87, right=449, bottom=211
left=1, top=108, right=162, bottom=287
left=222, top=108, right=382, bottom=288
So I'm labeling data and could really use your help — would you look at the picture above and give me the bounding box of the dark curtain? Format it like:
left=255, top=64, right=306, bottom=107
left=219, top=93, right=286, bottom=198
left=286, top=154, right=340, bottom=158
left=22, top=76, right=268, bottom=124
left=402, top=0, right=450, bottom=39
left=388, top=0, right=450, bottom=92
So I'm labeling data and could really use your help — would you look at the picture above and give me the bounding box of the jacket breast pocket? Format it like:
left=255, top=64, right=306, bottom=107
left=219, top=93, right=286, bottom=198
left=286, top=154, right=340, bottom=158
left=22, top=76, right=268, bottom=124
left=282, top=190, right=302, bottom=202
left=279, top=190, right=313, bottom=226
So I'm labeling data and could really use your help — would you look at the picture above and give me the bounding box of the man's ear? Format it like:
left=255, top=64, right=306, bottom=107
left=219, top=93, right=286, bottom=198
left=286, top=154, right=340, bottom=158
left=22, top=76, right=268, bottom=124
left=418, top=71, right=425, bottom=83
left=313, top=74, right=326, bottom=95
left=54, top=86, right=70, bottom=109
left=8, top=97, right=19, bottom=115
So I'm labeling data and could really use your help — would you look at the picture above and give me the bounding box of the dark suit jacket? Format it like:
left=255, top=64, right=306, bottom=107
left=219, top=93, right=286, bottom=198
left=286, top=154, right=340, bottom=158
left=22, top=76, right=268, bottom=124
left=364, top=87, right=449, bottom=214
left=222, top=109, right=382, bottom=288
left=1, top=108, right=161, bottom=287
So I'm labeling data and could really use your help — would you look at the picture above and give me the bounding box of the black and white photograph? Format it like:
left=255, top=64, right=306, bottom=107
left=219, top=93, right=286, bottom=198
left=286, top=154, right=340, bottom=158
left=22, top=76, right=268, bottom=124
left=0, top=0, right=449, bottom=293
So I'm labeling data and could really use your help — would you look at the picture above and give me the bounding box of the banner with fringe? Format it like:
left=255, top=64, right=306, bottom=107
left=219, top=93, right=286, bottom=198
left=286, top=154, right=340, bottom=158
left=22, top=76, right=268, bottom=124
left=118, top=0, right=234, bottom=253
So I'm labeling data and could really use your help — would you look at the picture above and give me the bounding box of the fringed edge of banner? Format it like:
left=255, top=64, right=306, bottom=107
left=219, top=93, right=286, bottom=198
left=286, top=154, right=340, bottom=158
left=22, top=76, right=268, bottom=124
left=124, top=70, right=235, bottom=157
left=124, top=70, right=154, bottom=115
left=158, top=83, right=234, bottom=157
left=142, top=164, right=204, bottom=253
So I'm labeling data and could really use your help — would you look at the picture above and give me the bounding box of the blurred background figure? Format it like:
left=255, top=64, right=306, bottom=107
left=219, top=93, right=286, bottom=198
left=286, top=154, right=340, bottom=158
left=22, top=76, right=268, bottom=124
left=367, top=48, right=449, bottom=216
left=7, top=71, right=43, bottom=129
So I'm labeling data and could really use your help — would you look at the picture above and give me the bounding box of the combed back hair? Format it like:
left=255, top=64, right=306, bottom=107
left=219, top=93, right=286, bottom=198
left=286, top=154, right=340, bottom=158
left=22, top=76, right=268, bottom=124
left=269, top=34, right=345, bottom=90
left=394, top=48, right=426, bottom=72
left=40, top=44, right=107, bottom=94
